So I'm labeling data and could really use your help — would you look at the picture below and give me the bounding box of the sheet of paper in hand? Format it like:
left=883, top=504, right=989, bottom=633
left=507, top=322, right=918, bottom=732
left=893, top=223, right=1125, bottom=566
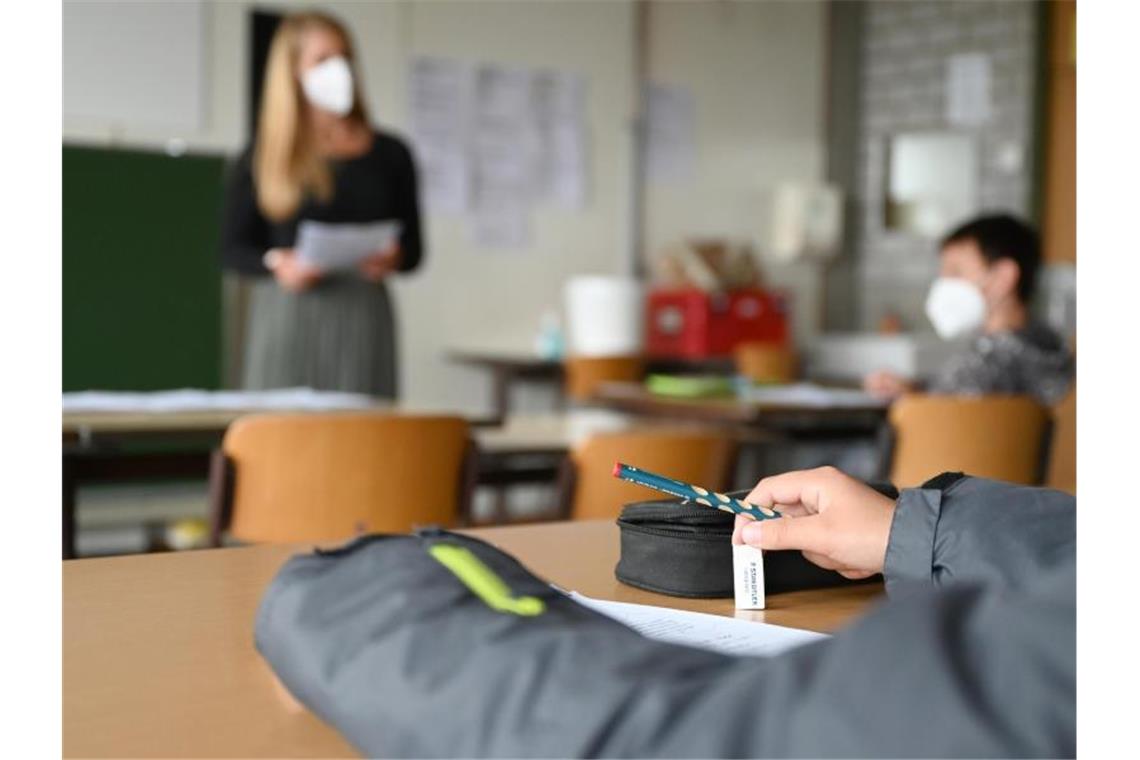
left=295, top=220, right=403, bottom=271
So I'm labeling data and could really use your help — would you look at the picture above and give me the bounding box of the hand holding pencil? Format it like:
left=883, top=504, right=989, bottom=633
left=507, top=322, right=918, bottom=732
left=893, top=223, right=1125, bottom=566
left=612, top=461, right=897, bottom=579
left=734, top=466, right=898, bottom=580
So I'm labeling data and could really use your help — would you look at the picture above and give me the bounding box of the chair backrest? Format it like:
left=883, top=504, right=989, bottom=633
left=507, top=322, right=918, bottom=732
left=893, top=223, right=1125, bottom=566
left=563, top=355, right=646, bottom=402
left=887, top=394, right=1050, bottom=488
left=219, top=413, right=471, bottom=543
left=1045, top=385, right=1076, bottom=494
left=735, top=342, right=797, bottom=384
left=565, top=429, right=735, bottom=520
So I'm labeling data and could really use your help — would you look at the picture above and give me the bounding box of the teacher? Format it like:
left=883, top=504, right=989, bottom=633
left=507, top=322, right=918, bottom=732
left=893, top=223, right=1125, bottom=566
left=220, top=11, right=422, bottom=398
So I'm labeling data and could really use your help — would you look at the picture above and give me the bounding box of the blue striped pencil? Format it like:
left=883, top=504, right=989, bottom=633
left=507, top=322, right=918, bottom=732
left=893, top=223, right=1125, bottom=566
left=612, top=462, right=781, bottom=521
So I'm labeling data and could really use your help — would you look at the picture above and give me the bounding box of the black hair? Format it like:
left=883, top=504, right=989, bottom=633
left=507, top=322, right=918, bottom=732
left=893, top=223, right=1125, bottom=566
left=940, top=214, right=1041, bottom=303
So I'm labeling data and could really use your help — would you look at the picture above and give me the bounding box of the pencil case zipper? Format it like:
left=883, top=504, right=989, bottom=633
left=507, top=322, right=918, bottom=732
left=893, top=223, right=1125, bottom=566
left=617, top=522, right=731, bottom=542
left=618, top=497, right=742, bottom=539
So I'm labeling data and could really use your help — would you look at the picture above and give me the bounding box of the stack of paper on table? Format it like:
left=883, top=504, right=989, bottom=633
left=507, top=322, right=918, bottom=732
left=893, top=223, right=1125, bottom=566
left=63, top=388, right=379, bottom=414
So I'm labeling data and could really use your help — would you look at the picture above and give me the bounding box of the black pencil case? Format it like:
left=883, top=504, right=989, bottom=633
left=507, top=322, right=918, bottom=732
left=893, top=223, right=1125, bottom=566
left=615, top=485, right=898, bottom=598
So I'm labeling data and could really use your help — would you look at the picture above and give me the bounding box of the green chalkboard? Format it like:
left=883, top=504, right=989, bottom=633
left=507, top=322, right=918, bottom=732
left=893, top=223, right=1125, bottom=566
left=63, top=145, right=226, bottom=391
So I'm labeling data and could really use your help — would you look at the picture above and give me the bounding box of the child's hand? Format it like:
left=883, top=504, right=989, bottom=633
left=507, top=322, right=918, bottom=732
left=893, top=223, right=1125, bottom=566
left=734, top=467, right=897, bottom=579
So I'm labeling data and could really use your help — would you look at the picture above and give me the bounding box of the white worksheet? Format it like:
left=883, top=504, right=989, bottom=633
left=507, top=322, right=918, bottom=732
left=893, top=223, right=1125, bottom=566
left=570, top=593, right=827, bottom=658
left=295, top=220, right=402, bottom=271
left=737, top=382, right=888, bottom=409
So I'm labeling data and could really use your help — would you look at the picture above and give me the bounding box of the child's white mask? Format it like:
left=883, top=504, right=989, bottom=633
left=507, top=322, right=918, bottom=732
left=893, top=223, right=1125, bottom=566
left=925, top=277, right=986, bottom=340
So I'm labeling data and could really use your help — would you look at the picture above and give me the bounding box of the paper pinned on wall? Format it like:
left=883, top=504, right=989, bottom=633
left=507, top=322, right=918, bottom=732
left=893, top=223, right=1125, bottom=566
left=645, top=83, right=696, bottom=182
left=470, top=64, right=539, bottom=248
left=534, top=70, right=588, bottom=208
left=473, top=64, right=539, bottom=188
left=945, top=52, right=992, bottom=127
left=408, top=56, right=474, bottom=213
left=408, top=56, right=590, bottom=248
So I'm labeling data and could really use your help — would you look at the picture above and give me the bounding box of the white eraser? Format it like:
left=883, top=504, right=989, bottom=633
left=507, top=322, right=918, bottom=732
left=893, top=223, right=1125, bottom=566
left=733, top=543, right=765, bottom=610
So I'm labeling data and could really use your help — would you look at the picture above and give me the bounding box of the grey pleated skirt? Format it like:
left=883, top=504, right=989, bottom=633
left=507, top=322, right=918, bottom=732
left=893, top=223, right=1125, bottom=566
left=242, top=277, right=397, bottom=398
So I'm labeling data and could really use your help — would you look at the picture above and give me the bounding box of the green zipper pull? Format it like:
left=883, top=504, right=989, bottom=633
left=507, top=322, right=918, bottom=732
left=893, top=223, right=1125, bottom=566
left=428, top=543, right=545, bottom=617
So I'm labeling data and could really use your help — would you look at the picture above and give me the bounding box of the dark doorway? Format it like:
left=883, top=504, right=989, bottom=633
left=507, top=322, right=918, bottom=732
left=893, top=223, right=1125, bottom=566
left=249, top=10, right=284, bottom=140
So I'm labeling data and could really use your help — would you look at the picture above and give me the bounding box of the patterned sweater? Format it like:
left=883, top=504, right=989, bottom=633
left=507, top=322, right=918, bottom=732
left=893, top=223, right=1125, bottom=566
left=929, top=321, right=1074, bottom=405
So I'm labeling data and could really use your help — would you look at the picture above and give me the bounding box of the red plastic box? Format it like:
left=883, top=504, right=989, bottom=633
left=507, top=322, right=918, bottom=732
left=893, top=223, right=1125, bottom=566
left=645, top=288, right=790, bottom=359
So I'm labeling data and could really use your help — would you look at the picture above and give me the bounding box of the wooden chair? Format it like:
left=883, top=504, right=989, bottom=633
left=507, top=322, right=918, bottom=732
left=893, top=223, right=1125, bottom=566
left=558, top=429, right=736, bottom=520
left=735, top=342, right=797, bottom=384
left=209, top=413, right=475, bottom=545
left=1045, top=385, right=1076, bottom=495
left=563, top=355, right=646, bottom=402
left=884, top=394, right=1051, bottom=489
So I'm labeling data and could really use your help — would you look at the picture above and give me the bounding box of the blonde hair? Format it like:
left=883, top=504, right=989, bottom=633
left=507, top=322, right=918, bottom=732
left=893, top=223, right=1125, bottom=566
left=254, top=12, right=369, bottom=221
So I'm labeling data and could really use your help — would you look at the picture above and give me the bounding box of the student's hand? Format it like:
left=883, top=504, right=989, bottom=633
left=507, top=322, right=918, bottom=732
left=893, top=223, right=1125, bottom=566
left=733, top=467, right=897, bottom=579
left=863, top=370, right=912, bottom=399
left=358, top=243, right=402, bottom=282
left=266, top=248, right=322, bottom=292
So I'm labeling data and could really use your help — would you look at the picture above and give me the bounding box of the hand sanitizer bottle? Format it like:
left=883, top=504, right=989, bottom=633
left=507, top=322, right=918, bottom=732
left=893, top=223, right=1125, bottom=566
left=534, top=309, right=565, bottom=360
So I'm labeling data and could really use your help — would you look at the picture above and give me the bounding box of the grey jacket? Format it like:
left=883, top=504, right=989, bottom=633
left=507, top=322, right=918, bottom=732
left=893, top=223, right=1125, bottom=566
left=256, top=477, right=1075, bottom=758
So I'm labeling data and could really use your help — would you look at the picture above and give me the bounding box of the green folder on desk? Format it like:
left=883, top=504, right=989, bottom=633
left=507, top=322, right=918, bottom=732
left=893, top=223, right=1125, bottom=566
left=645, top=374, right=735, bottom=398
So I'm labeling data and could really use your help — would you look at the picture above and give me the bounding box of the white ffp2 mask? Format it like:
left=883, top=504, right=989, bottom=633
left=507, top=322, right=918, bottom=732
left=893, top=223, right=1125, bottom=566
left=925, top=277, right=987, bottom=340
left=301, top=56, right=354, bottom=116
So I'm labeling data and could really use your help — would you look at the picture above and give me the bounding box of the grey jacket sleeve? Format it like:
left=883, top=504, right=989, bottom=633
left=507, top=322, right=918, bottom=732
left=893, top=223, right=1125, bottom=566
left=884, top=476, right=1076, bottom=596
left=624, top=558, right=1075, bottom=757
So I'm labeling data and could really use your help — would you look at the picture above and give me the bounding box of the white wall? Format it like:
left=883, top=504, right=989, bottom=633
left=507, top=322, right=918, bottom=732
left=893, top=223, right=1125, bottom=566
left=63, top=0, right=407, bottom=153
left=63, top=0, right=827, bottom=411
left=64, top=1, right=206, bottom=133
left=644, top=0, right=828, bottom=345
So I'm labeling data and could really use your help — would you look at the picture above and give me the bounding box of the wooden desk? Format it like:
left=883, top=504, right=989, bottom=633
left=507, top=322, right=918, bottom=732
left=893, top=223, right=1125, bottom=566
left=474, top=410, right=722, bottom=454
left=64, top=520, right=883, bottom=758
left=447, top=349, right=735, bottom=418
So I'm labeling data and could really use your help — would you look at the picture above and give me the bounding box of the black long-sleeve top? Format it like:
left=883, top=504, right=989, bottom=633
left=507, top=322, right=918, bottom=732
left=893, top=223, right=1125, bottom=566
left=220, top=129, right=424, bottom=276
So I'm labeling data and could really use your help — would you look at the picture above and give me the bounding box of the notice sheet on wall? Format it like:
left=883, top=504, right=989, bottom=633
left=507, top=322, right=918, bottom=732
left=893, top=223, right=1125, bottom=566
left=408, top=57, right=474, bottom=213
left=945, top=52, right=992, bottom=127
left=645, top=83, right=696, bottom=182
left=408, top=56, right=591, bottom=249
left=470, top=64, right=538, bottom=248
left=534, top=70, right=588, bottom=209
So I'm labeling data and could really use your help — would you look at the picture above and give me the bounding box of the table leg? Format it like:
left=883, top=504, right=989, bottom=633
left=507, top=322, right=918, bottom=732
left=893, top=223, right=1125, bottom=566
left=493, top=486, right=509, bottom=523
left=62, top=454, right=77, bottom=560
left=491, top=368, right=512, bottom=422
